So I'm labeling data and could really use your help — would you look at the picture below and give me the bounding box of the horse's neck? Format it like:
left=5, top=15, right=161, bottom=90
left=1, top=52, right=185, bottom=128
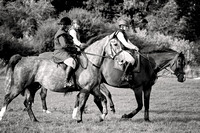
left=84, top=36, right=109, bottom=66
left=149, top=52, right=177, bottom=70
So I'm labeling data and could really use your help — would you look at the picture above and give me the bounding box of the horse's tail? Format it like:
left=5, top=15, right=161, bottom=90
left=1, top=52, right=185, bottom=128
left=4, top=54, right=22, bottom=93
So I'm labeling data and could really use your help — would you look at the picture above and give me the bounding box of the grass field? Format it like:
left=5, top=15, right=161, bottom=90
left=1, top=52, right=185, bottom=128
left=0, top=76, right=200, bottom=133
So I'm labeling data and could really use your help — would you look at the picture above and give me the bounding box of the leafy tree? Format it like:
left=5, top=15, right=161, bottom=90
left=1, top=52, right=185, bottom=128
left=147, top=0, right=189, bottom=39
left=51, top=0, right=87, bottom=14
left=84, top=0, right=123, bottom=21
left=175, top=0, right=200, bottom=41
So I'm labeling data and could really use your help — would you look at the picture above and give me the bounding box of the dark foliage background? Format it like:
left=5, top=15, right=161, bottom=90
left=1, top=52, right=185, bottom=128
left=0, top=0, right=200, bottom=64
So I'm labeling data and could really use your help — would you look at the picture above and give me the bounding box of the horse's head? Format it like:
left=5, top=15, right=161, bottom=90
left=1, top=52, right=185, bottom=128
left=169, top=52, right=186, bottom=82
left=104, top=33, right=123, bottom=59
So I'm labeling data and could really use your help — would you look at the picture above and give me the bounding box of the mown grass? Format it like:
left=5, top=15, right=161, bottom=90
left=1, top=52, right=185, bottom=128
left=0, top=77, right=200, bottom=133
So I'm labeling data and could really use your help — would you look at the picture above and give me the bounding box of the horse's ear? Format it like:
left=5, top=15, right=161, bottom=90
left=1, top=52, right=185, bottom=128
left=179, top=52, right=184, bottom=56
left=109, top=32, right=116, bottom=39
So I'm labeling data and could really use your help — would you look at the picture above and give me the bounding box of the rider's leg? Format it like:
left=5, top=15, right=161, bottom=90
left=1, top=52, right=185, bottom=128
left=121, top=51, right=135, bottom=81
left=123, top=51, right=135, bottom=65
left=64, top=57, right=76, bottom=87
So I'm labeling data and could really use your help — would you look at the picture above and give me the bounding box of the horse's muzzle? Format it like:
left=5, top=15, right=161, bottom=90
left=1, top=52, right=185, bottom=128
left=177, top=73, right=186, bottom=82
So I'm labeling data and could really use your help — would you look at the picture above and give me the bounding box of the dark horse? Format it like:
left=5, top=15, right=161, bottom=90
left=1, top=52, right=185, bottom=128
left=39, top=48, right=186, bottom=121
left=100, top=49, right=186, bottom=121
left=73, top=48, right=186, bottom=121
left=0, top=33, right=123, bottom=122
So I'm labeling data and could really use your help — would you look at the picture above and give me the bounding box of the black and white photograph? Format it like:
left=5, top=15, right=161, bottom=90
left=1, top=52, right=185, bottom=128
left=0, top=0, right=200, bottom=132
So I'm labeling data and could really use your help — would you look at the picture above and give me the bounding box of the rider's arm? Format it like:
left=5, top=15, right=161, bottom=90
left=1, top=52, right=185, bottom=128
left=69, top=29, right=82, bottom=47
left=127, top=40, right=139, bottom=51
left=58, top=36, right=67, bottom=47
left=116, top=31, right=138, bottom=51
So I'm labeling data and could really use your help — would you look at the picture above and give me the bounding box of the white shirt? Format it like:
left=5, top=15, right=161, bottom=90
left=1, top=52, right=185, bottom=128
left=116, top=31, right=138, bottom=51
left=69, top=28, right=82, bottom=46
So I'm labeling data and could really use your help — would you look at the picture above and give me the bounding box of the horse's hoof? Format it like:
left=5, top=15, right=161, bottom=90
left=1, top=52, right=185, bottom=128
left=43, top=110, right=51, bottom=114
left=23, top=108, right=27, bottom=111
left=33, top=119, right=39, bottom=122
left=120, top=117, right=129, bottom=121
left=99, top=114, right=106, bottom=122
left=99, top=117, right=104, bottom=122
left=77, top=120, right=82, bottom=123
left=144, top=118, right=151, bottom=122
left=111, top=109, right=116, bottom=114
left=122, top=114, right=129, bottom=118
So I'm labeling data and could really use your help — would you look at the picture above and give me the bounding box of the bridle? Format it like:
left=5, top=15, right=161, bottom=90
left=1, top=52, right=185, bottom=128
left=79, top=36, right=123, bottom=69
left=157, top=53, right=185, bottom=77
left=138, top=52, right=185, bottom=77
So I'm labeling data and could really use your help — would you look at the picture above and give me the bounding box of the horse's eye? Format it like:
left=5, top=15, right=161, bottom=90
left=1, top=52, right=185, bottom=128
left=110, top=39, right=117, bottom=45
left=113, top=43, right=118, bottom=46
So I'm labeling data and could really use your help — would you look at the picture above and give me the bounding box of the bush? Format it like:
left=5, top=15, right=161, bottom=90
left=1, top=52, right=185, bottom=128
left=130, top=28, right=193, bottom=61
left=0, top=32, right=35, bottom=61
left=29, top=18, right=58, bottom=54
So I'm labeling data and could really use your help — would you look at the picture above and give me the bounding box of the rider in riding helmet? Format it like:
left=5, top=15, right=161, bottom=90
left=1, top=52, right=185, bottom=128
left=114, top=19, right=139, bottom=81
left=115, top=19, right=139, bottom=65
left=53, top=17, right=83, bottom=87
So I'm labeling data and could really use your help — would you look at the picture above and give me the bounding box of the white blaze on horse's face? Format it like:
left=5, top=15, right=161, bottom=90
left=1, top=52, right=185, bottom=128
left=109, top=38, right=122, bottom=57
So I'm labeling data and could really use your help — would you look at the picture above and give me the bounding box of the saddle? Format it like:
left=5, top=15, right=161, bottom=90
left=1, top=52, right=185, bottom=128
left=39, top=52, right=79, bottom=70
left=114, top=50, right=140, bottom=73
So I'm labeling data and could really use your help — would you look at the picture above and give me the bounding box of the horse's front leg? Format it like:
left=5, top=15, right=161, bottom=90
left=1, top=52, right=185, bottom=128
left=91, top=86, right=108, bottom=121
left=72, top=93, right=79, bottom=119
left=24, top=88, right=38, bottom=122
left=40, top=87, right=51, bottom=114
left=143, top=86, right=152, bottom=122
left=74, top=89, right=90, bottom=123
left=122, top=86, right=143, bottom=119
left=100, top=83, right=115, bottom=113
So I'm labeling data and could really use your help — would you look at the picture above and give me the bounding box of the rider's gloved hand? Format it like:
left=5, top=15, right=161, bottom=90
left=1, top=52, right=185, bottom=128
left=134, top=46, right=139, bottom=52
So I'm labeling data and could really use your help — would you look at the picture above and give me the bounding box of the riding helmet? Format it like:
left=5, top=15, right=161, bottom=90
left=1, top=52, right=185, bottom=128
left=118, top=19, right=129, bottom=26
left=58, top=17, right=71, bottom=26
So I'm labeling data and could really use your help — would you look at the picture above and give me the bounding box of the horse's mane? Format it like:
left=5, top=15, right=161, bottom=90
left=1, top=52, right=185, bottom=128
left=86, top=32, right=113, bottom=46
left=140, top=44, right=177, bottom=54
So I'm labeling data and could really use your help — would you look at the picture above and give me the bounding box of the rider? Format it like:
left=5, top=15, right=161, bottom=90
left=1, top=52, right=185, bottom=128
left=115, top=19, right=139, bottom=64
left=114, top=19, right=139, bottom=80
left=53, top=17, right=82, bottom=87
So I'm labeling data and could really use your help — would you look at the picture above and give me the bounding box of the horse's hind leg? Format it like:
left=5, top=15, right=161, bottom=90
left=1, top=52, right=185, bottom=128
left=122, top=86, right=143, bottom=119
left=72, top=93, right=79, bottom=119
left=0, top=86, right=21, bottom=121
left=100, top=83, right=115, bottom=113
left=143, top=86, right=152, bottom=122
left=40, top=87, right=51, bottom=113
left=24, top=83, right=40, bottom=122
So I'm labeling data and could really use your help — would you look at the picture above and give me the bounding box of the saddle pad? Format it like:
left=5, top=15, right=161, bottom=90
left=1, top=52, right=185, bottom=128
left=113, top=52, right=141, bottom=72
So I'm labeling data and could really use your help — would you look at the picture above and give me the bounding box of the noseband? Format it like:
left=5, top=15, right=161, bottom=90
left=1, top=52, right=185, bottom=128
left=161, top=53, right=185, bottom=76
left=80, top=35, right=123, bottom=68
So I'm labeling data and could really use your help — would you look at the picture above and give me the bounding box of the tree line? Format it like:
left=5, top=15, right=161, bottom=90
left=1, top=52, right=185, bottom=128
left=0, top=0, right=200, bottom=64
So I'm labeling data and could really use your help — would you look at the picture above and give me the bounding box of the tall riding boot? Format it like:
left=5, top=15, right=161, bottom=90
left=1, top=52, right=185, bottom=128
left=65, top=66, right=74, bottom=87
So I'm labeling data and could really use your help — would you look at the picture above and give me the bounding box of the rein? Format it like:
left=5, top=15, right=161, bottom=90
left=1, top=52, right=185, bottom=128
left=137, top=51, right=179, bottom=75
left=157, top=54, right=178, bottom=74
left=81, top=51, right=113, bottom=59
left=79, top=35, right=123, bottom=69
